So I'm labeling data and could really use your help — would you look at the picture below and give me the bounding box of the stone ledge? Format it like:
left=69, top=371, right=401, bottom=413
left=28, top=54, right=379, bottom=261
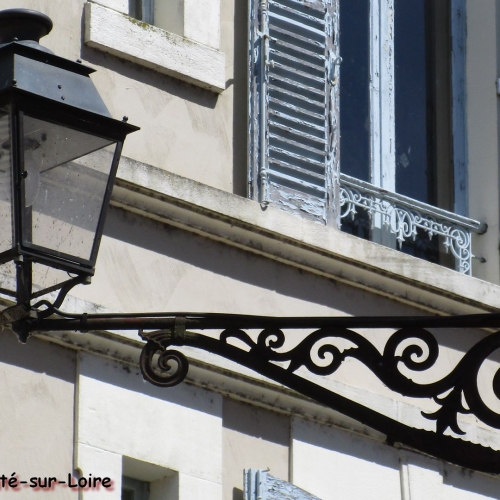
left=111, top=155, right=500, bottom=316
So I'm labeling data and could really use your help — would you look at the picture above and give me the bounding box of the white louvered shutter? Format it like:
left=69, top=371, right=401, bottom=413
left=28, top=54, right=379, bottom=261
left=244, top=469, right=322, bottom=500
left=248, top=0, right=340, bottom=226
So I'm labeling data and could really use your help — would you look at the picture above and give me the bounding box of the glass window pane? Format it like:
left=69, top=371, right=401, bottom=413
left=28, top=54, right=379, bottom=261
left=0, top=107, right=12, bottom=253
left=339, top=0, right=370, bottom=182
left=22, top=115, right=116, bottom=262
left=395, top=0, right=452, bottom=207
left=122, top=476, right=149, bottom=500
left=395, top=0, right=429, bottom=202
left=129, top=0, right=142, bottom=20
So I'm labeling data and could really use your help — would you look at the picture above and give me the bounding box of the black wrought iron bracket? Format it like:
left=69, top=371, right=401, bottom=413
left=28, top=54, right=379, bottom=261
left=9, top=306, right=500, bottom=474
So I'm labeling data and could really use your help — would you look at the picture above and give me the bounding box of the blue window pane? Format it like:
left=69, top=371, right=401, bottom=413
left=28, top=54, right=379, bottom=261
left=395, top=0, right=452, bottom=208
left=395, top=0, right=431, bottom=203
left=339, top=0, right=370, bottom=182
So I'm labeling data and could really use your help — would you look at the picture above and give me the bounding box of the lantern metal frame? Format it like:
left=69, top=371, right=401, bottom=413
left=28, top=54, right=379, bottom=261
left=3, top=94, right=131, bottom=272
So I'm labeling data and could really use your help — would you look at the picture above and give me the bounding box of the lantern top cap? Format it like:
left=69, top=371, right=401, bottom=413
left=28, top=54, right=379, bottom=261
left=0, top=9, right=52, bottom=45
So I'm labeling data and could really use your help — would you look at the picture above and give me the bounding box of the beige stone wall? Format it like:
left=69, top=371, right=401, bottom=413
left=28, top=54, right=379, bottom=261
left=223, top=399, right=289, bottom=500
left=0, top=334, right=77, bottom=499
left=466, top=0, right=500, bottom=283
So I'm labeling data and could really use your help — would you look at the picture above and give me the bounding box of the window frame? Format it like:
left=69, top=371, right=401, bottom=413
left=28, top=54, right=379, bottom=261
left=367, top=0, right=467, bottom=228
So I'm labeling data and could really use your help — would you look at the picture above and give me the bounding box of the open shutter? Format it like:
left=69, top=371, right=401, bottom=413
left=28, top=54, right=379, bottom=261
left=244, top=469, right=322, bottom=500
left=249, top=0, right=339, bottom=226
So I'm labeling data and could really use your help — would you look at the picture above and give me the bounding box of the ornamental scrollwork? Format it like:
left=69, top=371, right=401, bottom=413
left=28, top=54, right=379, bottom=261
left=339, top=177, right=479, bottom=274
left=221, top=326, right=500, bottom=435
left=139, top=324, right=500, bottom=473
left=140, top=325, right=500, bottom=435
left=139, top=329, right=189, bottom=387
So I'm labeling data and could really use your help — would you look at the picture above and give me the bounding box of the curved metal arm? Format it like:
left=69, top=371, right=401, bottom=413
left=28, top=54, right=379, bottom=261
left=15, top=309, right=500, bottom=473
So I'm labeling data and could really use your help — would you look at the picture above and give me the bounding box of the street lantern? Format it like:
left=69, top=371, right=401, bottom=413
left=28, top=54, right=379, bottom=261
left=1, top=8, right=500, bottom=476
left=0, top=8, right=138, bottom=305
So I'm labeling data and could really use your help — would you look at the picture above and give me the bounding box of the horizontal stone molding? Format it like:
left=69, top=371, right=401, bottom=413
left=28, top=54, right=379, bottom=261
left=109, top=155, right=500, bottom=317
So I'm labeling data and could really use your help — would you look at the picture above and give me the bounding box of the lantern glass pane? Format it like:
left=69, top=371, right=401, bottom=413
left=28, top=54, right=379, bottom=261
left=22, top=115, right=116, bottom=261
left=0, top=107, right=12, bottom=253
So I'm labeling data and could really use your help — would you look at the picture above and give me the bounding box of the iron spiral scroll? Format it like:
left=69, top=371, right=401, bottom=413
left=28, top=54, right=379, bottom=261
left=140, top=325, right=500, bottom=473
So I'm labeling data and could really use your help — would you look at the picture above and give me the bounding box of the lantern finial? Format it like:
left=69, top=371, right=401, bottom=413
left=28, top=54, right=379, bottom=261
left=0, top=8, right=52, bottom=45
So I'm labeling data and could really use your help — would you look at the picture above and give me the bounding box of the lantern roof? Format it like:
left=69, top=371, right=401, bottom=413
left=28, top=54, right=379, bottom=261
left=0, top=8, right=113, bottom=118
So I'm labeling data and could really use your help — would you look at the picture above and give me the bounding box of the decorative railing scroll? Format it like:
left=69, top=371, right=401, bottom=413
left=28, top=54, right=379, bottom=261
left=138, top=315, right=500, bottom=474
left=339, top=174, right=487, bottom=274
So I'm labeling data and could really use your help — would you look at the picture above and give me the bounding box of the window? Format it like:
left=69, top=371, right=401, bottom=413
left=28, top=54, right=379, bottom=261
left=128, top=0, right=154, bottom=25
left=248, top=0, right=485, bottom=274
left=126, top=0, right=221, bottom=50
left=339, top=0, right=455, bottom=264
left=122, top=476, right=150, bottom=500
left=121, top=457, right=179, bottom=500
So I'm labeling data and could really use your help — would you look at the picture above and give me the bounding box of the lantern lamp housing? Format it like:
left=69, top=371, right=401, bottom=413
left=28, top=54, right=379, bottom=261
left=0, top=9, right=138, bottom=296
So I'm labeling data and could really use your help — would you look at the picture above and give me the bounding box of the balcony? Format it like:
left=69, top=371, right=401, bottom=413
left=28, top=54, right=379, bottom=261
left=339, top=174, right=487, bottom=275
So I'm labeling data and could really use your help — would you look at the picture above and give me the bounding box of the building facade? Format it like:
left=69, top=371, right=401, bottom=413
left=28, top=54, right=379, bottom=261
left=1, top=0, right=500, bottom=498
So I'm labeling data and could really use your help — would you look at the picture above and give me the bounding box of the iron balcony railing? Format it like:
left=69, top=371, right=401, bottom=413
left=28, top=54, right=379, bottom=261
left=339, top=173, right=487, bottom=275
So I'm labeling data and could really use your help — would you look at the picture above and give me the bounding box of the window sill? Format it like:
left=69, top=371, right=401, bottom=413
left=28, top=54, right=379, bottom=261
left=84, top=2, right=226, bottom=93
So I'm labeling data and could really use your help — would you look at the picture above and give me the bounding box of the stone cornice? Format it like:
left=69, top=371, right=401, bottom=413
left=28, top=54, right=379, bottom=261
left=111, top=155, right=500, bottom=317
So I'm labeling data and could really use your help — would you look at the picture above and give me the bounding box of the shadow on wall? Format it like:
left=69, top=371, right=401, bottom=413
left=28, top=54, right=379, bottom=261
left=224, top=398, right=289, bottom=448
left=442, top=463, right=500, bottom=498
left=295, top=416, right=400, bottom=475
left=79, top=353, right=221, bottom=417
left=102, top=207, right=415, bottom=318
left=294, top=417, right=500, bottom=499
left=80, top=45, right=219, bottom=110
left=0, top=331, right=76, bottom=382
left=0, top=325, right=219, bottom=417
left=223, top=398, right=289, bottom=500
left=293, top=419, right=500, bottom=499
